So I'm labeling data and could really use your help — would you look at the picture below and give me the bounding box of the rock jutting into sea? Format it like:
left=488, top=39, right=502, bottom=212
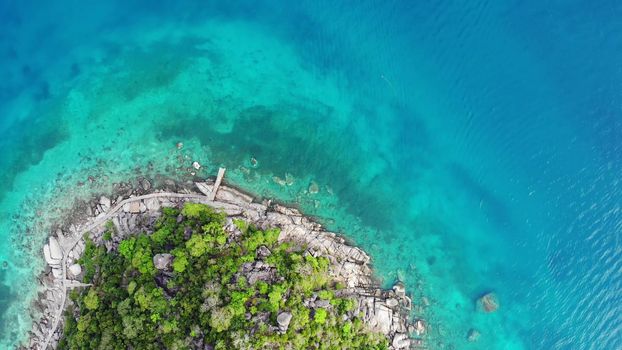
left=25, top=170, right=422, bottom=349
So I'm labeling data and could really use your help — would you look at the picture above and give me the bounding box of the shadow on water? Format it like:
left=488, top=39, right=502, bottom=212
left=447, top=162, right=514, bottom=232
left=157, top=102, right=428, bottom=231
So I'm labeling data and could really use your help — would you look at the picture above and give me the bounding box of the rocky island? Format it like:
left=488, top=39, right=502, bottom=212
left=26, top=169, right=422, bottom=349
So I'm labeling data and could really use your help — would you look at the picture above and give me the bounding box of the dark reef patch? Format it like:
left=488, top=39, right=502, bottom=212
left=0, top=111, right=68, bottom=202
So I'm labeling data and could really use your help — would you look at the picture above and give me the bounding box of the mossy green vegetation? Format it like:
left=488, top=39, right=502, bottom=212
left=59, top=203, right=388, bottom=350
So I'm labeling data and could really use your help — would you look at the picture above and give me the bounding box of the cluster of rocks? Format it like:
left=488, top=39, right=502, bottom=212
left=27, top=176, right=422, bottom=350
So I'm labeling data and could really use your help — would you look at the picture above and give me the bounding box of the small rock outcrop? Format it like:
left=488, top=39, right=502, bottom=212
left=276, top=312, right=292, bottom=332
left=256, top=245, right=271, bottom=259
left=153, top=253, right=173, bottom=271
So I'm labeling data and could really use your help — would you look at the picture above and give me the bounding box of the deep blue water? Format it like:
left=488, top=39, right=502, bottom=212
left=0, top=1, right=621, bottom=348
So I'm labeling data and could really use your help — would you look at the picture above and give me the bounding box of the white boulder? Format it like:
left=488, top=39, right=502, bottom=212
left=43, top=244, right=60, bottom=266
left=277, top=312, right=292, bottom=332
left=69, top=264, right=82, bottom=277
left=48, top=237, right=63, bottom=260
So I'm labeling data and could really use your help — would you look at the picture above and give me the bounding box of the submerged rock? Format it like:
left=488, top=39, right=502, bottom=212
left=467, top=328, right=481, bottom=342
left=308, top=181, right=319, bottom=194
left=413, top=319, right=426, bottom=336
left=272, top=176, right=286, bottom=186
left=477, top=292, right=499, bottom=313
left=393, top=281, right=406, bottom=297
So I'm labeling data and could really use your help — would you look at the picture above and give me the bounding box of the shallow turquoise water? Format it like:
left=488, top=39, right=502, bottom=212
left=1, top=1, right=621, bottom=349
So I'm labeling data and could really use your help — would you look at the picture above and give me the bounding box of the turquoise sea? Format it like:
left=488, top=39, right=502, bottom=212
left=1, top=1, right=621, bottom=349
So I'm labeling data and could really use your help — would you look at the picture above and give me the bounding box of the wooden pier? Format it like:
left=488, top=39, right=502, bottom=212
left=209, top=167, right=226, bottom=201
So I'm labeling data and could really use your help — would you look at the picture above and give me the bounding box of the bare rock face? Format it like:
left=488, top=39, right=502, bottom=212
left=276, top=312, right=292, bottom=332
left=48, top=237, right=63, bottom=261
left=144, top=198, right=160, bottom=211
left=477, top=292, right=499, bottom=313
left=43, top=244, right=60, bottom=266
left=369, top=303, right=393, bottom=334
left=153, top=254, right=173, bottom=271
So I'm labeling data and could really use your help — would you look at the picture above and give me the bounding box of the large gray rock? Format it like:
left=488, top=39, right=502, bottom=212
left=48, top=237, right=62, bottom=260
left=43, top=244, right=60, bottom=266
left=277, top=312, right=292, bottom=332
left=369, top=303, right=392, bottom=334
left=153, top=254, right=173, bottom=271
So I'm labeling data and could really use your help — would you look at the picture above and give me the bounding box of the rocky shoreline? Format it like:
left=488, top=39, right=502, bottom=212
left=25, top=173, right=424, bottom=349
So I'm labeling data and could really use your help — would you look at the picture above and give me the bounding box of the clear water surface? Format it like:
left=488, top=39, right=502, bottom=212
left=0, top=1, right=621, bottom=349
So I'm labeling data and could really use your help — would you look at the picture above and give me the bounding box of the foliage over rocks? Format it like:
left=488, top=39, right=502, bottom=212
left=58, top=203, right=389, bottom=350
